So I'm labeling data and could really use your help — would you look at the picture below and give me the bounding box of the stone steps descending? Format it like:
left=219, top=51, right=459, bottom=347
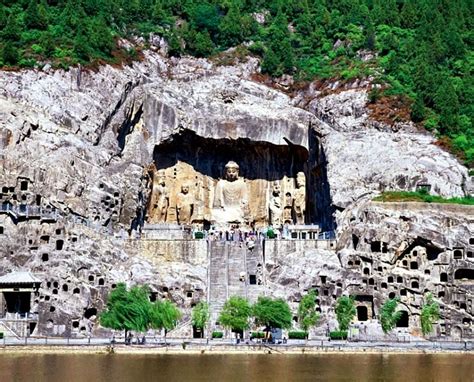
left=208, top=240, right=267, bottom=327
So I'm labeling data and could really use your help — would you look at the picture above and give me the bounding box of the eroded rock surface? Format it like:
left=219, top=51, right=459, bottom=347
left=0, top=50, right=472, bottom=339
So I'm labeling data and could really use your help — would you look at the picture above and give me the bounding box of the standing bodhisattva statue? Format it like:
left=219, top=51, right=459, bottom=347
left=212, top=161, right=249, bottom=226
left=148, top=169, right=169, bottom=223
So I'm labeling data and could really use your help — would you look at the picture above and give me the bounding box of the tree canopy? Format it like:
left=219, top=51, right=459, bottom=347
left=191, top=301, right=210, bottom=330
left=0, top=0, right=472, bottom=165
left=379, top=298, right=402, bottom=334
left=100, top=282, right=181, bottom=337
left=218, top=296, right=252, bottom=332
left=253, top=296, right=292, bottom=330
left=420, top=293, right=440, bottom=336
left=335, top=295, right=356, bottom=331
left=297, top=289, right=319, bottom=335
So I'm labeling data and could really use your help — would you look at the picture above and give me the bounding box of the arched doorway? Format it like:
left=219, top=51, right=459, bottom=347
left=357, top=306, right=368, bottom=321
left=396, top=311, right=409, bottom=327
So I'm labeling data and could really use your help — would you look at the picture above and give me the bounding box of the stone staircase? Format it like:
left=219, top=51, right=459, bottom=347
left=208, top=241, right=228, bottom=325
left=208, top=240, right=267, bottom=327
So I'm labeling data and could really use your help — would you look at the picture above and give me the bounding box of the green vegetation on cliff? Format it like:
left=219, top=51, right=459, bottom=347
left=0, top=0, right=472, bottom=164
left=374, top=191, right=474, bottom=205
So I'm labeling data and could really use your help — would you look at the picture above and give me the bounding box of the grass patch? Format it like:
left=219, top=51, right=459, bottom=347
left=373, top=191, right=474, bottom=205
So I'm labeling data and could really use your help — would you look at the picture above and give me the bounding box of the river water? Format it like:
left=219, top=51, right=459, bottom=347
left=0, top=353, right=472, bottom=381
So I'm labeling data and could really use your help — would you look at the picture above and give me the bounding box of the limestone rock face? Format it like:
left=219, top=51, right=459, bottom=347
left=0, top=50, right=472, bottom=339
left=306, top=89, right=469, bottom=209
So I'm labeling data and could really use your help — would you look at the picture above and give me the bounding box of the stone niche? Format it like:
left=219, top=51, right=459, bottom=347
left=146, top=131, right=315, bottom=230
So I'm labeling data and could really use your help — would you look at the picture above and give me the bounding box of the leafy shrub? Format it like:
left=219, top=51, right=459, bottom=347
left=211, top=331, right=223, bottom=339
left=250, top=331, right=265, bottom=339
left=288, top=331, right=307, bottom=339
left=329, top=330, right=348, bottom=340
left=194, top=231, right=204, bottom=239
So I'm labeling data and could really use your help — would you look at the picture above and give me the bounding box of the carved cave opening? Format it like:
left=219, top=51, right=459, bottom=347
left=146, top=131, right=334, bottom=229
left=396, top=311, right=409, bottom=327
left=454, top=269, right=474, bottom=281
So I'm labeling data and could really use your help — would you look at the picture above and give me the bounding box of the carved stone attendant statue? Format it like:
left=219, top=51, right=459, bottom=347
left=212, top=161, right=249, bottom=226
left=294, top=171, right=306, bottom=224
left=176, top=184, right=194, bottom=225
left=269, top=181, right=283, bottom=227
left=149, top=169, right=169, bottom=223
left=283, top=192, right=293, bottom=224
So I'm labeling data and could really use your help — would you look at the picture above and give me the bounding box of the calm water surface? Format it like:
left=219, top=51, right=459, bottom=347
left=0, top=353, right=473, bottom=382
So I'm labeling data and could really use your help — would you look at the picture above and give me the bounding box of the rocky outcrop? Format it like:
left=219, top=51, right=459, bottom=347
left=0, top=49, right=471, bottom=339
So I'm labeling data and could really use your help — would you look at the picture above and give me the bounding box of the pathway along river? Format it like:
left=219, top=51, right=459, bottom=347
left=0, top=353, right=472, bottom=381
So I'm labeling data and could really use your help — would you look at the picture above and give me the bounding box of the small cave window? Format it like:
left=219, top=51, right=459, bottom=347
left=49, top=306, right=55, bottom=313
left=40, top=235, right=50, bottom=243
left=363, top=268, right=370, bottom=275
left=348, top=261, right=353, bottom=266
left=440, top=273, right=448, bottom=282
left=98, top=278, right=105, bottom=286
left=424, top=269, right=431, bottom=275
left=355, top=260, right=361, bottom=266
left=389, top=292, right=396, bottom=299
left=370, top=241, right=381, bottom=253
left=381, top=282, right=388, bottom=289
left=400, top=289, right=407, bottom=296
left=111, top=284, right=117, bottom=289
left=52, top=289, right=58, bottom=295
left=84, top=307, right=97, bottom=319
left=55, top=229, right=62, bottom=235
left=62, top=284, right=68, bottom=292
left=150, top=292, right=158, bottom=302
left=46, top=281, right=51, bottom=288
left=381, top=242, right=388, bottom=254
left=88, top=275, right=94, bottom=282
left=56, top=240, right=64, bottom=251
left=438, top=291, right=445, bottom=298
left=467, top=251, right=473, bottom=258
left=73, top=288, right=80, bottom=294
left=469, top=238, right=474, bottom=245
left=410, top=261, right=418, bottom=270
left=388, top=276, right=394, bottom=283
left=369, top=278, right=375, bottom=286
left=249, top=275, right=257, bottom=285
left=186, top=291, right=193, bottom=298
left=453, top=249, right=464, bottom=259
left=411, top=281, right=419, bottom=289
left=72, top=321, right=79, bottom=328
left=460, top=303, right=467, bottom=310
left=20, top=181, right=28, bottom=191
left=454, top=269, right=474, bottom=281
left=356, top=306, right=368, bottom=321
left=463, top=318, right=471, bottom=325
left=53, top=281, right=58, bottom=288
left=320, top=275, right=327, bottom=284
left=41, top=253, right=49, bottom=262
left=402, top=260, right=408, bottom=267
left=323, top=289, right=329, bottom=296
left=162, top=287, right=169, bottom=292
left=352, top=234, right=359, bottom=250
left=0, top=226, right=3, bottom=235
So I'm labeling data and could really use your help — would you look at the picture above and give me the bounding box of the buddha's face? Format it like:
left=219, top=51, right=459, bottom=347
left=181, top=185, right=189, bottom=194
left=225, top=166, right=239, bottom=181
left=272, top=184, right=281, bottom=196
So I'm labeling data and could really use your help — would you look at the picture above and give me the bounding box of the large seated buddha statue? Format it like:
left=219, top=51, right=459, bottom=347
left=212, top=161, right=249, bottom=226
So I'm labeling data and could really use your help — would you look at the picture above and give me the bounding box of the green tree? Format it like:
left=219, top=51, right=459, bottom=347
left=25, top=0, right=49, bottom=30
left=2, top=12, right=21, bottom=42
left=420, top=293, right=440, bottom=336
left=1, top=44, right=19, bottom=65
left=218, top=296, right=252, bottom=335
left=191, top=301, right=210, bottom=337
left=297, top=289, right=319, bottom=336
left=379, top=298, right=402, bottom=334
left=100, top=283, right=151, bottom=339
left=253, top=296, right=292, bottom=336
left=335, top=296, right=356, bottom=331
left=149, top=299, right=182, bottom=342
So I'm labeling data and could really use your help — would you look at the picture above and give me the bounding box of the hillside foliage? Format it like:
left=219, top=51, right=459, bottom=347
left=0, top=0, right=472, bottom=164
